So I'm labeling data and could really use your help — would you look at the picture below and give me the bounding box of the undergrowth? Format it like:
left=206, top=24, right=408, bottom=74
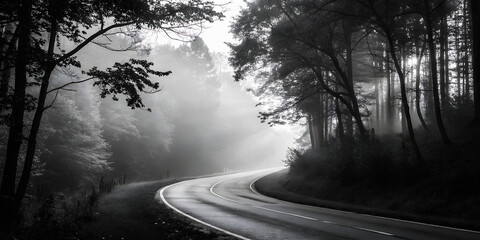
left=282, top=130, right=480, bottom=224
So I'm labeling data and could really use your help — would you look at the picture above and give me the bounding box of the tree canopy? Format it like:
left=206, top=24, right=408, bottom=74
left=0, top=0, right=222, bottom=227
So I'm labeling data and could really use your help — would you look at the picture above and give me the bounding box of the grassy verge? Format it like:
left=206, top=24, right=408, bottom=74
left=255, top=168, right=480, bottom=231
left=2, top=178, right=233, bottom=240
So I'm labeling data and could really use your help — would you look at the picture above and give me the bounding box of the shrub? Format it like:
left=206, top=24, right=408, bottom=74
left=287, top=137, right=398, bottom=186
left=27, top=189, right=99, bottom=240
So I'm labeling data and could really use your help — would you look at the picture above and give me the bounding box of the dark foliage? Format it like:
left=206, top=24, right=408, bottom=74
left=87, top=59, right=172, bottom=111
left=286, top=137, right=400, bottom=187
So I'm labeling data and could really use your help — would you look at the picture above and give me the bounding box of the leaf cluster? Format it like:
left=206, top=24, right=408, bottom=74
left=87, top=59, right=172, bottom=111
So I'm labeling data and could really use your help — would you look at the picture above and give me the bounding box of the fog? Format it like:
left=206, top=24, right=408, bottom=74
left=23, top=35, right=295, bottom=191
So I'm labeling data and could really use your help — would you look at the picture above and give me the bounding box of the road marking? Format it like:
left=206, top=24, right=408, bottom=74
left=359, top=214, right=480, bottom=234
left=323, top=221, right=395, bottom=237
left=253, top=206, right=318, bottom=221
left=210, top=175, right=318, bottom=222
left=354, top=226, right=395, bottom=236
left=209, top=178, right=245, bottom=204
left=157, top=182, right=250, bottom=240
left=249, top=176, right=262, bottom=195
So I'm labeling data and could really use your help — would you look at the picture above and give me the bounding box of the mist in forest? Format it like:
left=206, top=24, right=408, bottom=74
left=6, top=36, right=293, bottom=192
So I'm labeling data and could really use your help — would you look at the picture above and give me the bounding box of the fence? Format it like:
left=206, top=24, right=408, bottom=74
left=99, top=175, right=127, bottom=193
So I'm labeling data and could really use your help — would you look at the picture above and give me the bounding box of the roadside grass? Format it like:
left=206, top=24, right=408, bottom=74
left=2, top=178, right=234, bottom=240
left=81, top=179, right=232, bottom=240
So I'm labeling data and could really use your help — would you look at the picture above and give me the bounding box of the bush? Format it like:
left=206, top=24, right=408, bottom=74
left=26, top=189, right=99, bottom=240
left=286, top=137, right=401, bottom=187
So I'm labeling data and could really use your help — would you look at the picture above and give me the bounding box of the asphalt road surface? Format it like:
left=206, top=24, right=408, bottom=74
left=157, top=168, right=480, bottom=240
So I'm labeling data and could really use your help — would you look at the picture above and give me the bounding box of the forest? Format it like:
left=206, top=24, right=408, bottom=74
left=1, top=0, right=480, bottom=238
left=230, top=0, right=480, bottom=228
left=1, top=1, right=297, bottom=236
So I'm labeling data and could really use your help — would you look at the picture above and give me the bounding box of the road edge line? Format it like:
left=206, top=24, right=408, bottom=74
left=156, top=182, right=250, bottom=240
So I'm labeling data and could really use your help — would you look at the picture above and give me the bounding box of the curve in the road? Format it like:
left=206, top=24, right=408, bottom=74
left=158, top=181, right=250, bottom=240
left=157, top=169, right=480, bottom=240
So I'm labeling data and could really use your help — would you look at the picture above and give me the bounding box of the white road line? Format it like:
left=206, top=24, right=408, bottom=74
left=249, top=176, right=262, bottom=195
left=157, top=182, right=250, bottom=240
left=209, top=178, right=244, bottom=204
left=323, top=221, right=395, bottom=237
left=253, top=206, right=318, bottom=221
left=210, top=175, right=318, bottom=221
left=354, top=227, right=395, bottom=236
left=359, top=214, right=480, bottom=234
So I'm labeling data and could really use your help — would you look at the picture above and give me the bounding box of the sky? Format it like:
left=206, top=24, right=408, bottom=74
left=200, top=0, right=246, bottom=54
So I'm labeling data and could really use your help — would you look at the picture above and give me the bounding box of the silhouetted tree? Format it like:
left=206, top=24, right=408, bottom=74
left=0, top=0, right=221, bottom=227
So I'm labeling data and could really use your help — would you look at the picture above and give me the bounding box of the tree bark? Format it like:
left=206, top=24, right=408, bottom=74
left=464, top=0, right=470, bottom=99
left=324, top=93, right=329, bottom=141
left=455, top=11, right=462, bottom=99
left=344, top=23, right=354, bottom=137
left=307, top=113, right=316, bottom=150
left=440, top=18, right=447, bottom=110
left=444, top=19, right=450, bottom=110
left=416, top=40, right=429, bottom=131
left=334, top=84, right=344, bottom=142
left=386, top=45, right=392, bottom=132
left=471, top=0, right=480, bottom=124
left=385, top=31, right=424, bottom=162
left=317, top=93, right=325, bottom=147
left=0, top=0, right=32, bottom=227
left=0, top=24, right=17, bottom=107
left=14, top=20, right=57, bottom=213
left=424, top=0, right=451, bottom=144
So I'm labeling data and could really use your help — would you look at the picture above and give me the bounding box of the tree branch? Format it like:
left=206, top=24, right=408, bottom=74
left=46, top=77, right=94, bottom=94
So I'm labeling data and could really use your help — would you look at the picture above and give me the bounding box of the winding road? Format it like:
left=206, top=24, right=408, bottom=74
left=156, top=168, right=480, bottom=240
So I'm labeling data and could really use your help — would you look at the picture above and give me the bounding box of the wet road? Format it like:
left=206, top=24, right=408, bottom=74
left=157, top=168, right=480, bottom=240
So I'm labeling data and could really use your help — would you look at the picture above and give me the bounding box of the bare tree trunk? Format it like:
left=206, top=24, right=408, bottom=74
left=317, top=93, right=325, bottom=147
left=307, top=113, right=316, bottom=150
left=335, top=84, right=344, bottom=142
left=329, top=26, right=367, bottom=138
left=344, top=24, right=354, bottom=137
left=14, top=20, right=57, bottom=213
left=386, top=45, right=392, bottom=132
left=401, top=47, right=407, bottom=137
left=440, top=17, right=447, bottom=110
left=375, top=80, right=380, bottom=128
left=324, top=93, right=329, bottom=142
left=455, top=12, right=462, bottom=99
left=471, top=0, right=480, bottom=124
left=0, top=0, right=32, bottom=227
left=464, top=0, right=471, bottom=99
left=444, top=19, right=451, bottom=110
left=0, top=24, right=17, bottom=107
left=424, top=0, right=451, bottom=145
left=416, top=40, right=429, bottom=131
left=385, top=31, right=424, bottom=162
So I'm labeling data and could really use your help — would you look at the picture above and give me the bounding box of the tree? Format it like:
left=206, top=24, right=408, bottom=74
left=471, top=0, right=480, bottom=124
left=230, top=0, right=370, bottom=145
left=0, top=0, right=221, bottom=227
left=423, top=0, right=451, bottom=144
left=39, top=84, right=111, bottom=190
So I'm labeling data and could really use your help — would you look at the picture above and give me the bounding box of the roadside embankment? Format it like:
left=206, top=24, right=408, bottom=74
left=255, top=168, right=480, bottom=231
